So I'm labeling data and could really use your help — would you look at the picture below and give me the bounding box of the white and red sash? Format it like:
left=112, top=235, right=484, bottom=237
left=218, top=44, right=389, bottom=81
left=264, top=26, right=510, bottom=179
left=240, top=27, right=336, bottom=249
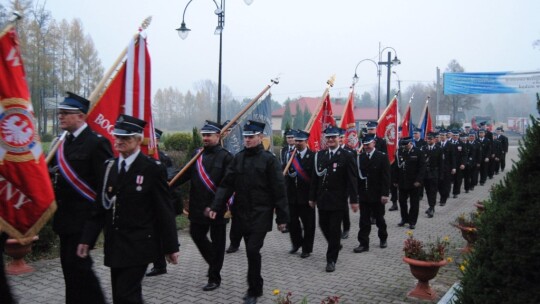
left=56, top=141, right=96, bottom=202
left=291, top=155, right=311, bottom=183
left=195, top=149, right=235, bottom=207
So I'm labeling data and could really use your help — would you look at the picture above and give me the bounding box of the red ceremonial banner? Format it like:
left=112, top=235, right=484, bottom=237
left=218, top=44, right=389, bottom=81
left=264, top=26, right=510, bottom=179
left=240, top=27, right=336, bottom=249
left=377, top=96, right=398, bottom=164
left=308, top=94, right=336, bottom=152
left=401, top=102, right=412, bottom=138
left=0, top=28, right=56, bottom=243
left=340, top=88, right=359, bottom=150
left=87, top=33, right=158, bottom=158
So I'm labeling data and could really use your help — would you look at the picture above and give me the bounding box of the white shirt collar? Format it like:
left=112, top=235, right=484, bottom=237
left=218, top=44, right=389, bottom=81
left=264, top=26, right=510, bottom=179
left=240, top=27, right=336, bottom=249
left=329, top=147, right=339, bottom=154
left=298, top=148, right=307, bottom=158
left=119, top=149, right=141, bottom=172
left=71, top=123, right=88, bottom=138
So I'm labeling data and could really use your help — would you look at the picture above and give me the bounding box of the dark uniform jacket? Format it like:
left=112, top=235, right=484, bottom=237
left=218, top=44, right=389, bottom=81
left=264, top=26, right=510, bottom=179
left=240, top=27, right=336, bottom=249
left=357, top=150, right=390, bottom=203
left=438, top=141, right=456, bottom=175
left=466, top=140, right=481, bottom=167
left=413, top=138, right=427, bottom=149
left=392, top=146, right=426, bottom=189
left=421, top=144, right=443, bottom=180
left=211, top=144, right=289, bottom=233
left=374, top=136, right=388, bottom=154
left=492, top=136, right=503, bottom=159
left=452, top=141, right=468, bottom=169
left=498, top=134, right=509, bottom=153
left=280, top=145, right=295, bottom=168
left=51, top=126, right=113, bottom=235
left=285, top=148, right=315, bottom=206
left=309, top=148, right=358, bottom=210
left=173, top=145, right=233, bottom=224
left=81, top=152, right=179, bottom=268
left=478, top=137, right=492, bottom=160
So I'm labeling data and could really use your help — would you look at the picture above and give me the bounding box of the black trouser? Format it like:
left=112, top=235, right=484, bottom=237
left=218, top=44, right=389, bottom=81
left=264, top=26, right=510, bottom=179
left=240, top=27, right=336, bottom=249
left=472, top=164, right=480, bottom=186
left=151, top=237, right=166, bottom=270
left=318, top=209, right=344, bottom=263
left=438, top=171, right=452, bottom=203
left=480, top=159, right=489, bottom=183
left=399, top=187, right=420, bottom=225
left=423, top=177, right=438, bottom=208
left=0, top=233, right=15, bottom=304
left=500, top=152, right=507, bottom=171
left=59, top=233, right=106, bottom=304
left=493, top=157, right=501, bottom=173
left=229, top=214, right=243, bottom=248
left=289, top=203, right=316, bottom=253
left=358, top=200, right=387, bottom=247
left=453, top=168, right=465, bottom=195
left=390, top=176, right=398, bottom=204
left=463, top=166, right=472, bottom=191
left=342, top=208, right=351, bottom=232
left=488, top=157, right=495, bottom=178
left=190, top=222, right=226, bottom=284
left=111, top=265, right=147, bottom=304
left=243, top=230, right=267, bottom=297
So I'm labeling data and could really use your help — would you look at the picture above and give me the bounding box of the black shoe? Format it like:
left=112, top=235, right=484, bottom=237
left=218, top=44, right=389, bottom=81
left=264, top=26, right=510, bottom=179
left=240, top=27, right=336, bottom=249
left=244, top=296, right=258, bottom=304
left=389, top=204, right=398, bottom=211
left=353, top=245, right=369, bottom=253
left=409, top=224, right=416, bottom=229
left=470, top=186, right=475, bottom=191
left=300, top=252, right=311, bottom=258
left=289, top=246, right=300, bottom=254
left=146, top=267, right=167, bottom=277
left=380, top=241, right=387, bottom=248
left=370, top=217, right=376, bottom=225
left=325, top=261, right=336, bottom=272
left=453, top=194, right=458, bottom=199
left=425, top=208, right=429, bottom=214
left=281, top=227, right=289, bottom=233
left=427, top=208, right=434, bottom=218
left=203, top=282, right=220, bottom=291
left=341, top=230, right=349, bottom=239
left=226, top=246, right=239, bottom=254
left=465, top=190, right=469, bottom=193
left=397, top=221, right=407, bottom=227
left=339, top=244, right=343, bottom=251
left=480, top=182, right=485, bottom=186
left=439, top=202, right=446, bottom=206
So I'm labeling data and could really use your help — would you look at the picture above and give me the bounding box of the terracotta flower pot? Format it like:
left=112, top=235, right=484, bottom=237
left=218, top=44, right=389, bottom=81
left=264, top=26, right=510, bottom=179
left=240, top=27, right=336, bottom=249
left=474, top=202, right=485, bottom=213
left=456, top=224, right=477, bottom=253
left=4, top=236, right=39, bottom=275
left=403, top=256, right=447, bottom=301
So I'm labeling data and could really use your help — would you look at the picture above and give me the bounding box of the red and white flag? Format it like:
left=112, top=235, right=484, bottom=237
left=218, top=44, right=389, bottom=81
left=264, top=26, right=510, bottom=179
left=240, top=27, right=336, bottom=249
left=308, top=94, right=336, bottom=152
left=377, top=96, right=399, bottom=164
left=87, top=33, right=158, bottom=158
left=0, top=28, right=56, bottom=243
left=340, top=88, right=359, bottom=150
left=401, top=101, right=412, bottom=138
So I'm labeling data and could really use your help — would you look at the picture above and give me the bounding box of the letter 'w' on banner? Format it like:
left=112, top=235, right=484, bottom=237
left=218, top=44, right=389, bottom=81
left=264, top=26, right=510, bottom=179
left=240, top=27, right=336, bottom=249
left=0, top=27, right=56, bottom=244
left=87, top=21, right=158, bottom=159
left=377, top=95, right=398, bottom=164
left=340, top=87, right=359, bottom=150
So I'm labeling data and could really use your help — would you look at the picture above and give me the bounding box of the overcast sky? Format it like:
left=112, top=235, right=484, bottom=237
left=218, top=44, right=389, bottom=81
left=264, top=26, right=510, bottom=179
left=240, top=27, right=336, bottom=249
left=11, top=0, right=540, bottom=103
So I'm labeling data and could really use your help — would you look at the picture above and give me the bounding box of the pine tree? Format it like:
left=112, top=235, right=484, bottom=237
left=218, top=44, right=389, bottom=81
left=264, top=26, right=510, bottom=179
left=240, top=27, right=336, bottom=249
left=455, top=102, right=540, bottom=303
left=293, top=103, right=304, bottom=130
left=281, top=103, right=293, bottom=130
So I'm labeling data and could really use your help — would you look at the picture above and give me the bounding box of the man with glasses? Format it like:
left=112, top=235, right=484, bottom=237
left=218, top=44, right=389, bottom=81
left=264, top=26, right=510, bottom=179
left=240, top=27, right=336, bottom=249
left=208, top=120, right=288, bottom=304
left=77, top=114, right=179, bottom=304
left=309, top=126, right=358, bottom=273
left=49, top=92, right=112, bottom=304
left=171, top=121, right=233, bottom=291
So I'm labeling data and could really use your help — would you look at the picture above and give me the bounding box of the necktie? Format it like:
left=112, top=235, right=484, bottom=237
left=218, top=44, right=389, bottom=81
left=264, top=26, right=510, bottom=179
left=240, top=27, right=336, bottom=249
left=329, top=151, right=334, bottom=159
left=118, top=160, right=127, bottom=182
left=368, top=152, right=372, bottom=160
left=66, top=134, right=74, bottom=144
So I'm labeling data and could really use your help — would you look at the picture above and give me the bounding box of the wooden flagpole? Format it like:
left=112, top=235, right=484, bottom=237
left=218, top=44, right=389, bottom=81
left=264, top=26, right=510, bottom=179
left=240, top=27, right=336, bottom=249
left=46, top=17, right=152, bottom=164
left=417, top=96, right=430, bottom=128
left=282, top=75, right=336, bottom=175
left=0, top=12, right=21, bottom=37
left=168, top=78, right=280, bottom=187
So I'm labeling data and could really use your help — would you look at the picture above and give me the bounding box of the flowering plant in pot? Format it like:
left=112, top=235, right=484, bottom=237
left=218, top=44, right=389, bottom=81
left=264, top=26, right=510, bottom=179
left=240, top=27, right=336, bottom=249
left=402, top=231, right=451, bottom=301
left=452, top=212, right=479, bottom=253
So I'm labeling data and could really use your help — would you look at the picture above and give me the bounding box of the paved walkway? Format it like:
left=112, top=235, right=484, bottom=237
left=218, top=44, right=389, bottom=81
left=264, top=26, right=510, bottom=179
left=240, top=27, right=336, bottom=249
left=7, top=146, right=519, bottom=304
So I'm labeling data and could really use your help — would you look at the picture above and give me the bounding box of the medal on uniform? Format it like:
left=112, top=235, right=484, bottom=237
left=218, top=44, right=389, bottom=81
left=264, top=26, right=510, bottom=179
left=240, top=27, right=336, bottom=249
left=108, top=186, right=113, bottom=193
left=333, top=162, right=337, bottom=172
left=136, top=175, right=144, bottom=191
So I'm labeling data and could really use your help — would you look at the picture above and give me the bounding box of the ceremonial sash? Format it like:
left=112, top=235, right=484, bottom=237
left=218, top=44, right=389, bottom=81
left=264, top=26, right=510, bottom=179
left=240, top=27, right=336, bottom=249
left=291, top=156, right=311, bottom=183
left=196, top=151, right=217, bottom=193
left=56, top=141, right=96, bottom=202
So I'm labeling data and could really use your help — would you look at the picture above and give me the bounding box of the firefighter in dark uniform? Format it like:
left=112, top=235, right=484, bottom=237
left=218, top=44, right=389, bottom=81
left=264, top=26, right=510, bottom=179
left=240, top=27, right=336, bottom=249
left=366, top=121, right=395, bottom=213
left=171, top=121, right=233, bottom=291
left=491, top=127, right=504, bottom=175
left=392, top=137, right=426, bottom=229
left=495, top=127, right=509, bottom=172
left=208, top=120, right=288, bottom=304
left=437, top=129, right=456, bottom=206
left=285, top=130, right=316, bottom=258
left=421, top=132, right=442, bottom=218
left=279, top=129, right=295, bottom=234
left=477, top=129, right=492, bottom=186
left=451, top=131, right=468, bottom=199
left=78, top=115, right=179, bottom=304
left=50, top=92, right=112, bottom=304
left=354, top=134, right=390, bottom=253
left=309, top=126, right=358, bottom=273
left=146, top=128, right=172, bottom=277
left=413, top=128, right=427, bottom=149
left=467, top=132, right=481, bottom=190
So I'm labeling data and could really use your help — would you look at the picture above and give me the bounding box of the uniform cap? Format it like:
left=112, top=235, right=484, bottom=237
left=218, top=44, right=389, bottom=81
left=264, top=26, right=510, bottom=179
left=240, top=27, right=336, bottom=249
left=294, top=130, right=309, bottom=141
left=362, top=134, right=376, bottom=144
left=113, top=114, right=146, bottom=136
left=323, top=126, right=340, bottom=137
left=399, top=137, right=413, bottom=146
left=201, top=120, right=222, bottom=134
left=155, top=128, right=163, bottom=139
left=243, top=120, right=265, bottom=136
left=58, top=91, right=90, bottom=114
left=366, top=121, right=378, bottom=129
left=284, top=129, right=295, bottom=138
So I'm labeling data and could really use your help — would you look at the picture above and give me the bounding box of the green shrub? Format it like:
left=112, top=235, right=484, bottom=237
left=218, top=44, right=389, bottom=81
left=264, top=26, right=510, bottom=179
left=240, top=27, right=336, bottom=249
left=455, top=111, right=540, bottom=303
left=163, top=132, right=191, bottom=151
left=273, top=134, right=283, bottom=147
left=40, top=133, right=54, bottom=142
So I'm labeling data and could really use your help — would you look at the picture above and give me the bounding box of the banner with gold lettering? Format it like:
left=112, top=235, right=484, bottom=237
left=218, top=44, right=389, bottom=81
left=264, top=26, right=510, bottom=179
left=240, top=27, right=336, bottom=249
left=0, top=27, right=56, bottom=243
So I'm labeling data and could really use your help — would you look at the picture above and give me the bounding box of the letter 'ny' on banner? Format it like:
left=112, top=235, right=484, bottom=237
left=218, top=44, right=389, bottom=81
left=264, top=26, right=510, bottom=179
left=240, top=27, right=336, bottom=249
left=0, top=27, right=56, bottom=244
left=87, top=28, right=158, bottom=158
left=377, top=95, right=399, bottom=164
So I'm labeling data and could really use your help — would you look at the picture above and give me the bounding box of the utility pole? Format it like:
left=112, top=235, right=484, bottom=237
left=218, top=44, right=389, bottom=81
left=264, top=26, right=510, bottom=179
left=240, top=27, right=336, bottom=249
left=436, top=67, right=441, bottom=127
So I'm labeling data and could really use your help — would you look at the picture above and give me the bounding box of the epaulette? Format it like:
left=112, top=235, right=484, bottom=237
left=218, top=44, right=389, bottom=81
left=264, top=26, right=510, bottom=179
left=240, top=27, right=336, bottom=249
left=145, top=155, right=161, bottom=166
left=104, top=158, right=115, bottom=165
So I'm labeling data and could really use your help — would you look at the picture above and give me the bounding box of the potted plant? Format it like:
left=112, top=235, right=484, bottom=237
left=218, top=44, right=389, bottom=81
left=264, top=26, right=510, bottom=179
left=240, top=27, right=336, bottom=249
left=452, top=212, right=479, bottom=253
left=4, top=235, right=39, bottom=275
left=402, top=231, right=450, bottom=301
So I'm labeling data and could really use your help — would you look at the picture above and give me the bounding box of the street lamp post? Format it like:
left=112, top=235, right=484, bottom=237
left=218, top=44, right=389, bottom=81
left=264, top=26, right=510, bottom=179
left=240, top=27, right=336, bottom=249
left=176, top=0, right=253, bottom=124
left=352, top=58, right=379, bottom=116
left=377, top=46, right=401, bottom=117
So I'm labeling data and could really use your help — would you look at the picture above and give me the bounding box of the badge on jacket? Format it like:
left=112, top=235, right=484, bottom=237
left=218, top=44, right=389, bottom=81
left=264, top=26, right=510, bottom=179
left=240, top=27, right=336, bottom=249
left=136, top=175, right=144, bottom=191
